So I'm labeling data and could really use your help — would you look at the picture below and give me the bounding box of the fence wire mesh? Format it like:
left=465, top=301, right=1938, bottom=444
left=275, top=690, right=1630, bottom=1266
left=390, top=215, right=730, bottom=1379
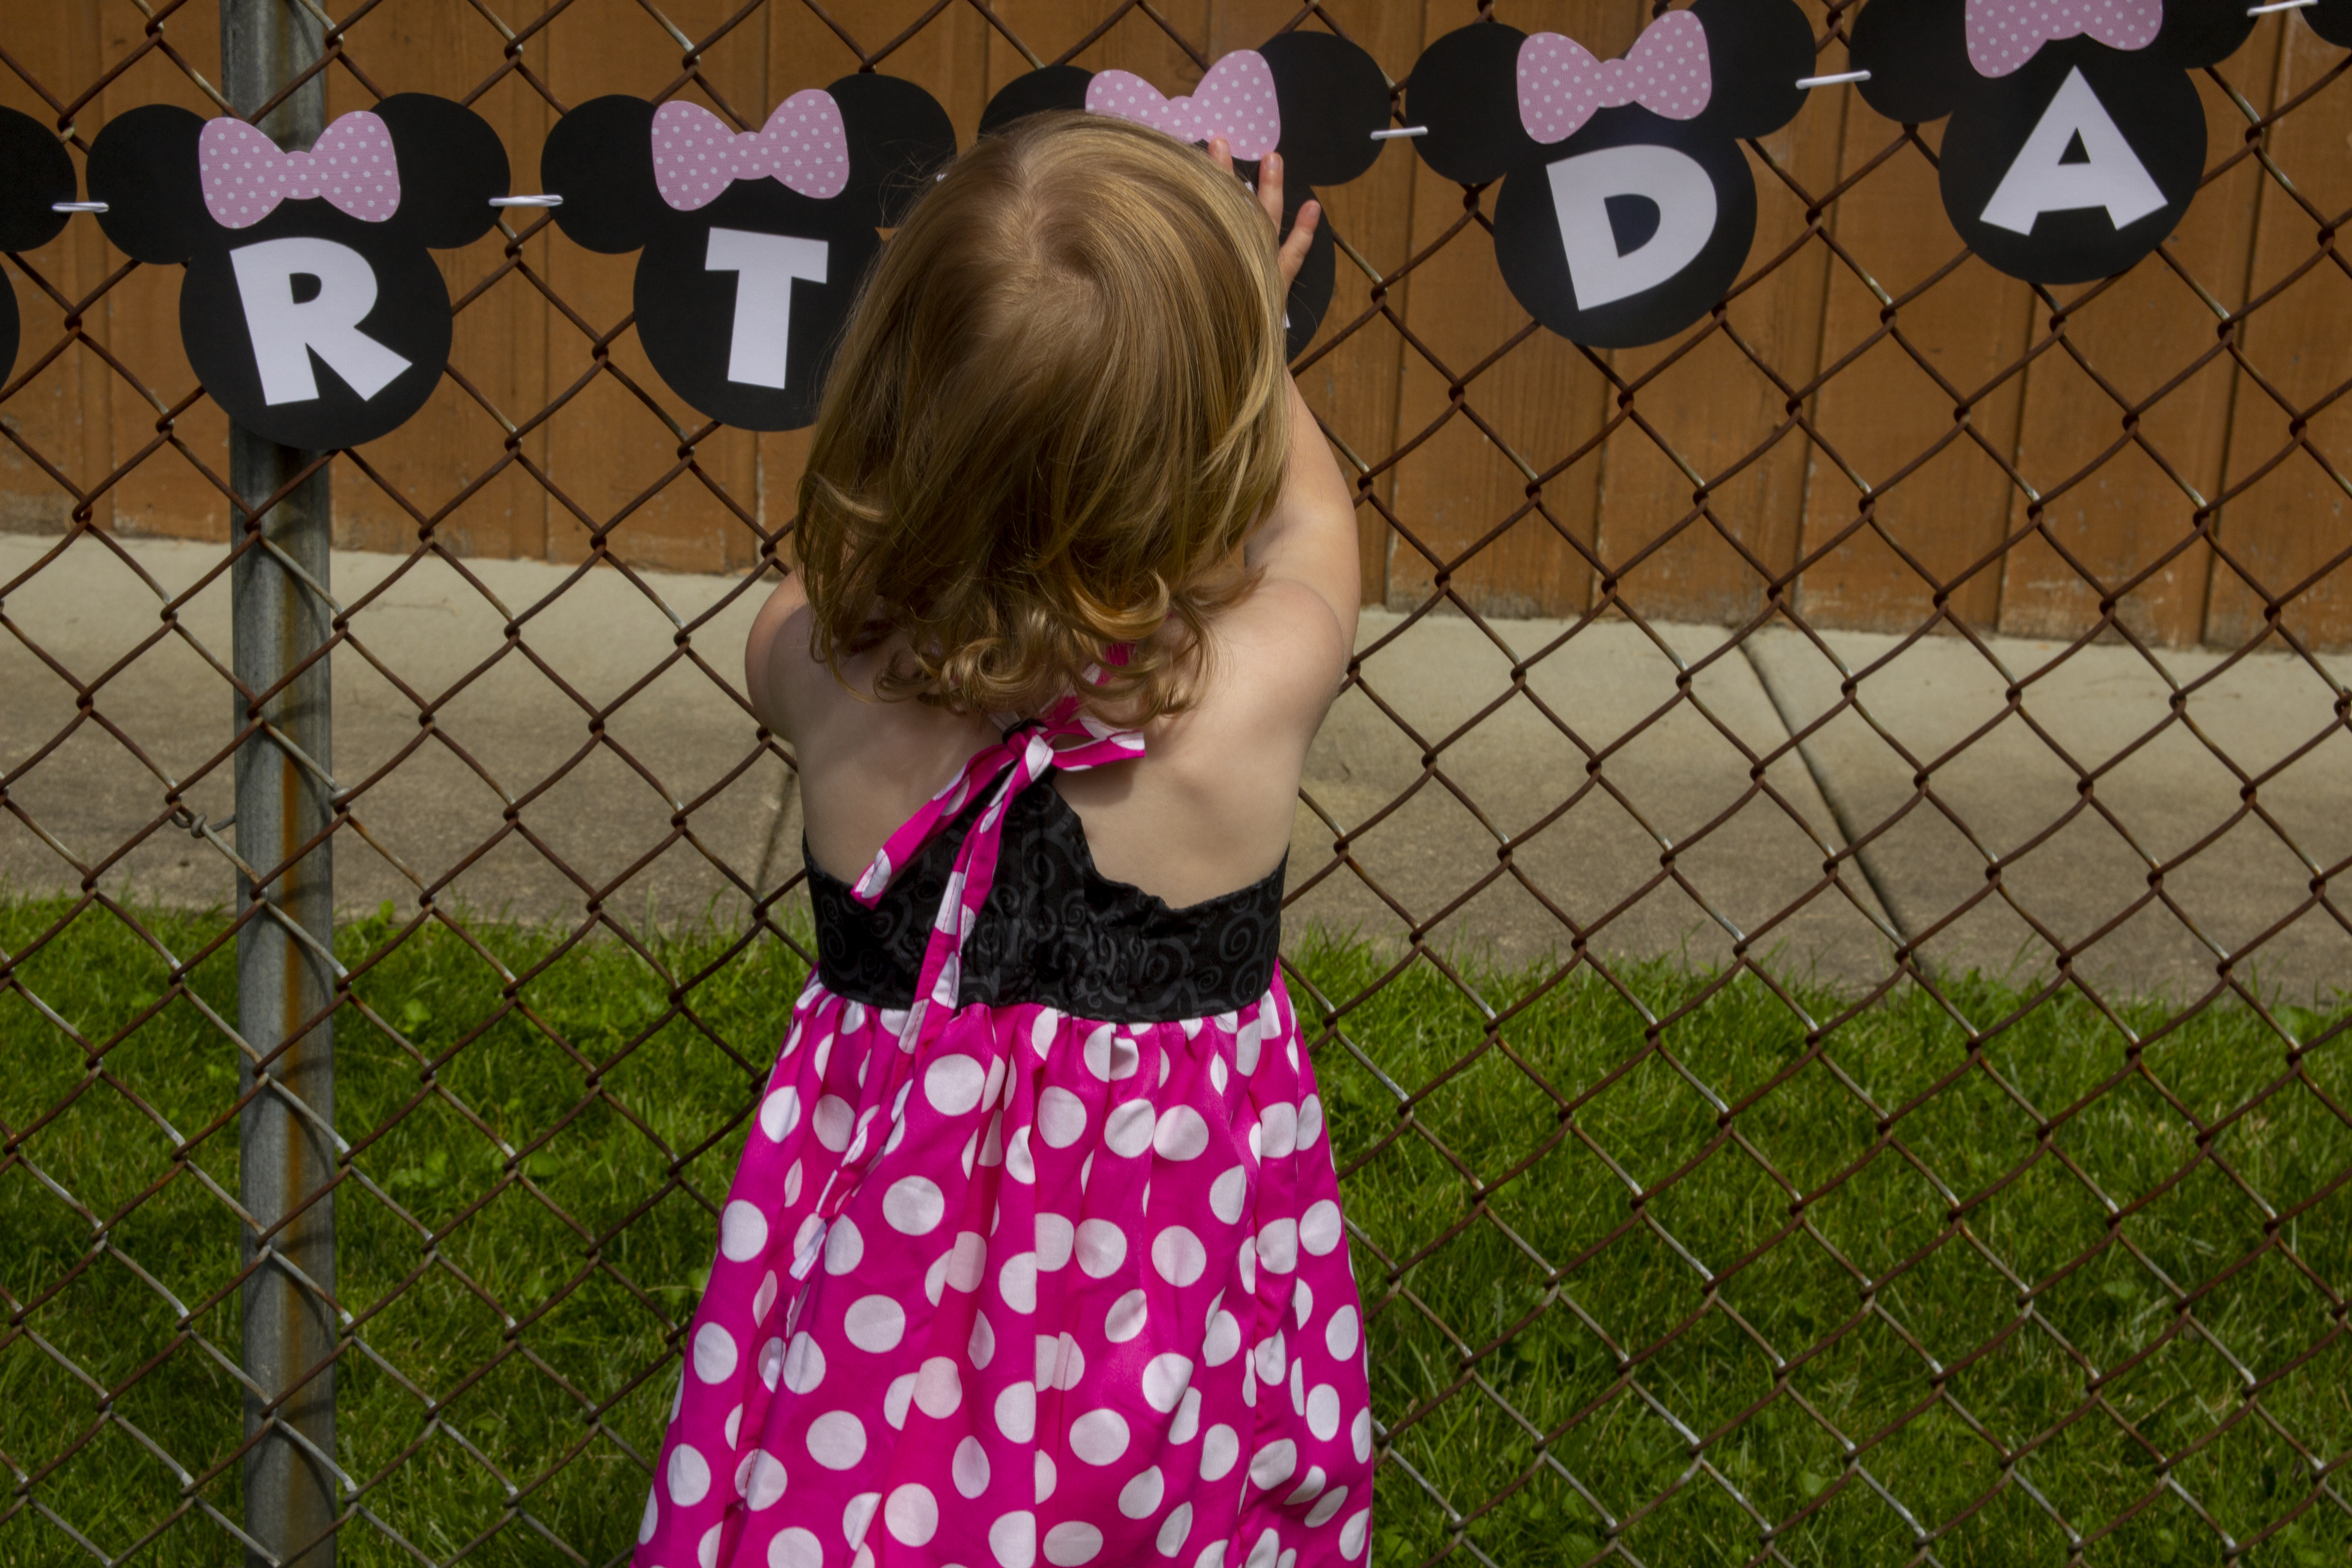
left=5, top=0, right=2352, bottom=1565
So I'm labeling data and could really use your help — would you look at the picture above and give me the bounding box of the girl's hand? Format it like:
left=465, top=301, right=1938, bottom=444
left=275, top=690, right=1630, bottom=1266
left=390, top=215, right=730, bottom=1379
left=1207, top=136, right=1320, bottom=289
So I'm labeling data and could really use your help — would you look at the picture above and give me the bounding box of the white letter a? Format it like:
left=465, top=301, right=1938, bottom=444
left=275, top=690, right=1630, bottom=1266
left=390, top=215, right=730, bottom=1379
left=1979, top=66, right=2167, bottom=236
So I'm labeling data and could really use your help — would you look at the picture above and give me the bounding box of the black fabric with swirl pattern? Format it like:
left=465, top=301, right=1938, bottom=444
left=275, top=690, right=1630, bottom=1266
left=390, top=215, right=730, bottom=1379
left=806, top=781, right=1284, bottom=1020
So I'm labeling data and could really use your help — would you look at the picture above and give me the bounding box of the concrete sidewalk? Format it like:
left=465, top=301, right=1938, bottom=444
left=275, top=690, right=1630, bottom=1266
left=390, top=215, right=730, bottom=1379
left=5, top=530, right=2347, bottom=1001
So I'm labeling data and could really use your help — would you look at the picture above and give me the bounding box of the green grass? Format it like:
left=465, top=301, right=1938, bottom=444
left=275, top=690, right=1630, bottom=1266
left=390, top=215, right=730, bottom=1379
left=4, top=897, right=2349, bottom=1568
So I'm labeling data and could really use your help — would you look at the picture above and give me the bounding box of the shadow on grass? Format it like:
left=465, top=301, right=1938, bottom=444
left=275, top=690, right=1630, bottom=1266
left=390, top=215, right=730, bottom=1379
left=4, top=897, right=2347, bottom=1567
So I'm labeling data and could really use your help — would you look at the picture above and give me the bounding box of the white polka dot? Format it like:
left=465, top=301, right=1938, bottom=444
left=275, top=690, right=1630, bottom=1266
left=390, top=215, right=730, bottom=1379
left=1352, top=1407, right=1372, bottom=1462
left=784, top=1161, right=804, bottom=1205
left=1084, top=1023, right=1117, bottom=1080
left=1297, top=1095, right=1324, bottom=1150
left=1255, top=1331, right=1287, bottom=1387
left=955, top=1435, right=991, bottom=1498
left=693, top=1322, right=738, bottom=1382
left=746, top=1448, right=789, bottom=1509
left=996, top=1380, right=1036, bottom=1441
left=1259, top=1219, right=1298, bottom=1274
left=1340, top=1510, right=1369, bottom=1558
left=1308, top=1384, right=1342, bottom=1441
left=1038, top=1087, right=1088, bottom=1147
left=1200, top=1424, right=1240, bottom=1481
left=1300, top=1200, right=1343, bottom=1257
left=813, top=1095, right=855, bottom=1150
left=758, top=1335, right=785, bottom=1389
left=1153, top=1106, right=1210, bottom=1161
left=1294, top=1280, right=1315, bottom=1329
left=991, top=1511, right=1038, bottom=1568
left=783, top=1331, right=825, bottom=1392
left=1105, top=1099, right=1156, bottom=1157
left=970, top=1309, right=996, bottom=1368
left=753, top=1270, right=779, bottom=1325
left=1038, top=1331, right=1084, bottom=1389
left=1326, top=1305, right=1360, bottom=1361
left=1008, top=1126, right=1036, bottom=1183
left=1173, top=1387, right=1202, bottom=1443
left=927, top=1054, right=985, bottom=1114
left=843, top=1490, right=879, bottom=1549
left=1307, top=1484, right=1349, bottom=1527
left=1152, top=1226, right=1207, bottom=1286
left=825, top=1218, right=863, bottom=1275
left=1157, top=1502, right=1194, bottom=1556
left=638, top=1488, right=658, bottom=1544
left=1260, top=1103, right=1298, bottom=1158
left=1142, top=1352, right=1193, bottom=1412
left=667, top=1442, right=710, bottom=1504
left=844, top=1294, right=905, bottom=1352
left=761, top=1086, right=802, bottom=1140
left=884, top=1176, right=946, bottom=1235
left=998, top=1250, right=1039, bottom=1312
left=769, top=1526, right=822, bottom=1568
left=720, top=1200, right=769, bottom=1262
left=1209, top=1166, right=1247, bottom=1225
left=1070, top=1408, right=1131, bottom=1465
left=1107, top=1289, right=1149, bottom=1342
left=1044, top=1522, right=1105, bottom=1565
left=1031, top=1009, right=1059, bottom=1054
left=1076, top=1219, right=1127, bottom=1278
left=1035, top=1449, right=1057, bottom=1502
left=1034, top=1212, right=1074, bottom=1270
left=1204, top=1311, right=1241, bottom=1366
left=1240, top=1238, right=1258, bottom=1294
left=947, top=1230, right=989, bottom=1293
left=915, top=1355, right=962, bottom=1418
left=807, top=1410, right=867, bottom=1470
left=1119, top=1465, right=1166, bottom=1519
left=887, top=1483, right=939, bottom=1545
left=885, top=1371, right=915, bottom=1428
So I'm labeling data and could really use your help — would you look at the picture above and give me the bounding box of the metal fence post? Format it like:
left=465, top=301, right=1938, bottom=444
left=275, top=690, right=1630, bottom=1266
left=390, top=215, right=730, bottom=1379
left=223, top=4, right=338, bottom=1565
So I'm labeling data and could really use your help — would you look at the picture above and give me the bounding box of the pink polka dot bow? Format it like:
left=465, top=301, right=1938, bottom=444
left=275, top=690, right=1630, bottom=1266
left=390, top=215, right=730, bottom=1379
left=1964, top=0, right=2161, bottom=76
left=650, top=92, right=849, bottom=212
left=198, top=111, right=400, bottom=230
left=1084, top=50, right=1282, bottom=161
left=1516, top=11, right=1714, bottom=145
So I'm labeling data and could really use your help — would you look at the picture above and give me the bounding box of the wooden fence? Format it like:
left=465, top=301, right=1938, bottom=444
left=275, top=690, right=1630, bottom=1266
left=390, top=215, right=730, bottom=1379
left=6, top=0, right=2351, bottom=646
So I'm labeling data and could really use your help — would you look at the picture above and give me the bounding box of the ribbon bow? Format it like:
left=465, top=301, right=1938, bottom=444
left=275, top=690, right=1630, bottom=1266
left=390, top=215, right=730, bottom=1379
left=1964, top=0, right=2161, bottom=76
left=1516, top=12, right=1713, bottom=145
left=1084, top=50, right=1282, bottom=161
left=199, top=112, right=400, bottom=230
left=650, top=92, right=850, bottom=212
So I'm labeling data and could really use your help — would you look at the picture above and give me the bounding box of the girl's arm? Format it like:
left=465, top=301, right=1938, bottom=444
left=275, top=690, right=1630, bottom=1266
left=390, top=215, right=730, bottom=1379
left=1208, top=139, right=1361, bottom=681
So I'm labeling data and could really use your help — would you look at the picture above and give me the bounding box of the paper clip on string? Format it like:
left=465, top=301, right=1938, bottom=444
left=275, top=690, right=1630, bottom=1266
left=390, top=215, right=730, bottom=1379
left=51, top=201, right=108, bottom=213
left=1370, top=126, right=1427, bottom=139
left=1796, top=70, right=1871, bottom=88
left=490, top=194, right=564, bottom=207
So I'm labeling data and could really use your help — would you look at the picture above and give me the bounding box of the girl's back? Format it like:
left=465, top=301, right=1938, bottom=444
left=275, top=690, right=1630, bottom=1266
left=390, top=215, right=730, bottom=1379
left=637, top=113, right=1371, bottom=1568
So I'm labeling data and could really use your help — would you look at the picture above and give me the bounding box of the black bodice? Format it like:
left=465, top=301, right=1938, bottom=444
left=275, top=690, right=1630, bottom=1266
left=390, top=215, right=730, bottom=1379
left=806, top=781, right=1284, bottom=1020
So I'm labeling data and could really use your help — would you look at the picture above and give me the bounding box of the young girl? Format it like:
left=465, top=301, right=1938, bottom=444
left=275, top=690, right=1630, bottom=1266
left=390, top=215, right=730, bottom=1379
left=635, top=112, right=1368, bottom=1568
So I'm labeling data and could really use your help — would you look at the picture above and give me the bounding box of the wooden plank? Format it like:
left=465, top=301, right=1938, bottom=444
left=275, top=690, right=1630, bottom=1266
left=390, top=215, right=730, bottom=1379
left=538, top=0, right=763, bottom=574
left=1992, top=36, right=2284, bottom=647
left=92, top=0, right=233, bottom=546
left=1384, top=0, right=1633, bottom=619
left=325, top=1, right=552, bottom=563
left=1792, top=112, right=2036, bottom=633
left=2205, top=20, right=2352, bottom=650
left=1593, top=0, right=1846, bottom=628
left=1212, top=0, right=1425, bottom=608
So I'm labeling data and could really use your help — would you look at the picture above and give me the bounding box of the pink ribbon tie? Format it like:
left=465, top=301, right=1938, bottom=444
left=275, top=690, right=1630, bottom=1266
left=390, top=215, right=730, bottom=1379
left=1517, top=11, right=1714, bottom=145
left=199, top=111, right=400, bottom=230
left=650, top=92, right=850, bottom=211
left=1085, top=50, right=1282, bottom=161
left=1964, top=0, right=2162, bottom=76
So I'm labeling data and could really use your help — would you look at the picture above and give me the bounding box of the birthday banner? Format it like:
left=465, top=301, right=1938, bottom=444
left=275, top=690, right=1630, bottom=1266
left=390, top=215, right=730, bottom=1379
left=8, top=2, right=2329, bottom=446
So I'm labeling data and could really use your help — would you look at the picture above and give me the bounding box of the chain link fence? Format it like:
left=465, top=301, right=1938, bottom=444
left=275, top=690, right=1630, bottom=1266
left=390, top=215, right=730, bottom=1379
left=6, top=0, right=2352, bottom=1564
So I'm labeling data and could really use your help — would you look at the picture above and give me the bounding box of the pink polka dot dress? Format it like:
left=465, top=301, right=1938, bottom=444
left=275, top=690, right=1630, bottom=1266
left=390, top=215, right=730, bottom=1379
left=634, top=698, right=1373, bottom=1568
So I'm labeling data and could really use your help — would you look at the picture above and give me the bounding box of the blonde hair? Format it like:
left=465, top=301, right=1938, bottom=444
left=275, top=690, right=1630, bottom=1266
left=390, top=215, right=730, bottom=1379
left=793, top=111, right=1291, bottom=720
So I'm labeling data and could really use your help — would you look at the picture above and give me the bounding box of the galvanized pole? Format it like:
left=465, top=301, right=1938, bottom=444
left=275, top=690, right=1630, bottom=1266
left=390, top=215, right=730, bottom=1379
left=223, top=4, right=339, bottom=1565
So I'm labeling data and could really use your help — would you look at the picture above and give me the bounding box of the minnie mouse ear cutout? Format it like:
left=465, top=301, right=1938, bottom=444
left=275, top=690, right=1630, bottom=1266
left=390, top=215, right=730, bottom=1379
left=1404, top=0, right=1813, bottom=348
left=0, top=105, right=76, bottom=391
left=1850, top=0, right=2240, bottom=282
left=544, top=81, right=947, bottom=431
left=88, top=94, right=510, bottom=450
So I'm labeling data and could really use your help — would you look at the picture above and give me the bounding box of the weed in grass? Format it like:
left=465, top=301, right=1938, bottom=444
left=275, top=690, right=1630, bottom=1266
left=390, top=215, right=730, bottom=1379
left=4, top=900, right=2349, bottom=1567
